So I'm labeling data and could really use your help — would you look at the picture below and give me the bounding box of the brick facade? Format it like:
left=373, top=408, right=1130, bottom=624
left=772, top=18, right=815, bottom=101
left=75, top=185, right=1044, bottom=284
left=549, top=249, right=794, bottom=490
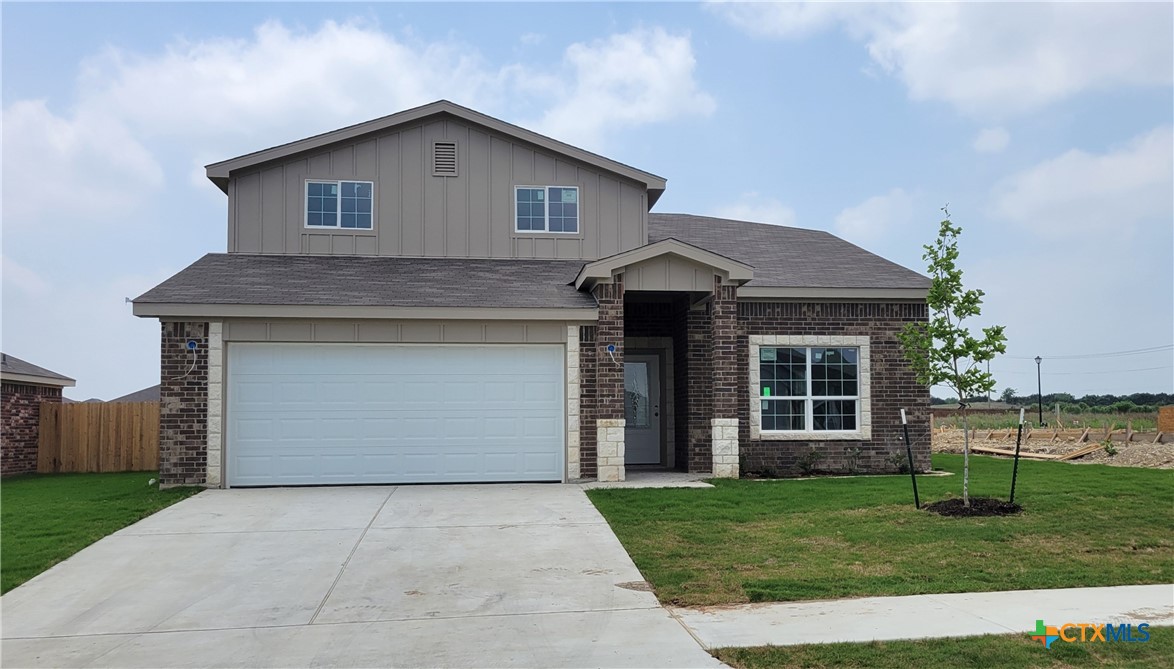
left=685, top=306, right=712, bottom=472
left=1, top=383, right=62, bottom=476
left=592, top=280, right=626, bottom=420
left=149, top=295, right=928, bottom=484
left=159, top=321, right=209, bottom=486
left=579, top=325, right=598, bottom=480
left=736, top=301, right=931, bottom=475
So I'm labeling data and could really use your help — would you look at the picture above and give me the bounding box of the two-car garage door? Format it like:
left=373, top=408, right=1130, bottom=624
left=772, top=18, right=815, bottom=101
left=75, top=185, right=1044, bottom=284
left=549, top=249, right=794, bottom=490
left=226, top=344, right=564, bottom=486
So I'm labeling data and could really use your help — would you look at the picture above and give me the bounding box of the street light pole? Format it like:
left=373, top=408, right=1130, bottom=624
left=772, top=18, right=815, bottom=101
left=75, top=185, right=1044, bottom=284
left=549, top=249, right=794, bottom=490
left=1034, top=356, right=1043, bottom=427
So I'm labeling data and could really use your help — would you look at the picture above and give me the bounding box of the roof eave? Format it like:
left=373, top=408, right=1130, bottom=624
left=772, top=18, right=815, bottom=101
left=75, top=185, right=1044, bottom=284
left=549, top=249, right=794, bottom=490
left=737, top=286, right=929, bottom=301
left=1, top=372, right=76, bottom=388
left=132, top=302, right=598, bottom=321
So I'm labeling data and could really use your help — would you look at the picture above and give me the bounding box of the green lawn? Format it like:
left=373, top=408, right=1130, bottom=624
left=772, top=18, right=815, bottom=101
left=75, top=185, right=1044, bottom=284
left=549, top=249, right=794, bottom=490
left=714, top=628, right=1174, bottom=669
left=1, top=472, right=202, bottom=593
left=587, top=454, right=1174, bottom=606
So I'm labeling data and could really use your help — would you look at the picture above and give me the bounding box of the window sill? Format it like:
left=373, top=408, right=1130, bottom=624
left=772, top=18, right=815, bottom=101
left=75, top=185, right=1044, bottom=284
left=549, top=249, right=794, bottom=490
left=755, top=429, right=871, bottom=441
left=303, top=228, right=377, bottom=236
left=512, top=230, right=583, bottom=238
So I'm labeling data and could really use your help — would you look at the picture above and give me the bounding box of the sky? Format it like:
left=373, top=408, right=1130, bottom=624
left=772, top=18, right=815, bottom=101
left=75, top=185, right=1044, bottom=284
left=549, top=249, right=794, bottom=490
left=2, top=2, right=1172, bottom=401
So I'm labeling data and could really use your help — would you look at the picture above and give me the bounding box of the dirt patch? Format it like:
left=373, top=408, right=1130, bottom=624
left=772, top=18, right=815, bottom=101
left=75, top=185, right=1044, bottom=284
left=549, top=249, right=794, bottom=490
left=925, top=497, right=1023, bottom=517
left=933, top=430, right=1174, bottom=469
left=615, top=580, right=652, bottom=591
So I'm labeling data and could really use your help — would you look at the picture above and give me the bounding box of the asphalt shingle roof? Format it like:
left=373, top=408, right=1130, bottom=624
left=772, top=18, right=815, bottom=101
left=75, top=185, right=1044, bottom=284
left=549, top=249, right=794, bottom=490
left=136, top=216, right=927, bottom=309
left=135, top=255, right=595, bottom=309
left=0, top=353, right=75, bottom=384
left=649, top=213, right=929, bottom=289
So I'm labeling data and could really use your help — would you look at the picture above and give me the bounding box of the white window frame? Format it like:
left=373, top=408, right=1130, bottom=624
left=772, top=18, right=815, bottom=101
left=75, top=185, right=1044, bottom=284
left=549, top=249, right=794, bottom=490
left=749, top=335, right=872, bottom=440
left=304, top=179, right=375, bottom=230
left=514, top=185, right=579, bottom=234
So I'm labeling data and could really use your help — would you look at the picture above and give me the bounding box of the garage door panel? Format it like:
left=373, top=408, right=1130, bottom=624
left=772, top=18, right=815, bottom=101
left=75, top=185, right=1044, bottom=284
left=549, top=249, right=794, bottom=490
left=227, top=344, right=564, bottom=486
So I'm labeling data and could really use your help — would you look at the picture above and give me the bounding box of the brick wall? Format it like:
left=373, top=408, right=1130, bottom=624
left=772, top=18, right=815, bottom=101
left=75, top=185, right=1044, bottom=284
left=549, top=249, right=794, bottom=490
left=579, top=325, right=598, bottom=480
left=711, top=279, right=739, bottom=418
left=672, top=305, right=690, bottom=469
left=1, top=383, right=62, bottom=476
left=160, top=321, right=209, bottom=485
left=593, top=280, right=625, bottom=420
left=686, top=305, right=712, bottom=472
left=737, top=301, right=932, bottom=475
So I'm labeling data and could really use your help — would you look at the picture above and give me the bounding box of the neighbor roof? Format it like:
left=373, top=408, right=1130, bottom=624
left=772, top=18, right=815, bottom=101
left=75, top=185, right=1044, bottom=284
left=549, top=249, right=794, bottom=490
left=110, top=384, right=161, bottom=403
left=205, top=100, right=667, bottom=205
left=133, top=254, right=596, bottom=317
left=1, top=353, right=76, bottom=387
left=649, top=214, right=929, bottom=294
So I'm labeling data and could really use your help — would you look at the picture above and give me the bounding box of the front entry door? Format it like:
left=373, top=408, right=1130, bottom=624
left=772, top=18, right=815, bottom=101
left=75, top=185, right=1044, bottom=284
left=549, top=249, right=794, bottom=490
left=624, top=354, right=661, bottom=465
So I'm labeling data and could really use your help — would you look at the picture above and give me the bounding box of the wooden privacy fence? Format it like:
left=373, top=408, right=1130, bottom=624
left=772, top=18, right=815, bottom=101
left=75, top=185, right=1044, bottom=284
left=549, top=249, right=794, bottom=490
left=38, top=402, right=159, bottom=473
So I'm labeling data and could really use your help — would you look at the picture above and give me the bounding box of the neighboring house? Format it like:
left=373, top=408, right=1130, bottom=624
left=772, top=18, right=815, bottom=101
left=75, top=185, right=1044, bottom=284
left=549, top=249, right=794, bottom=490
left=1, top=353, right=75, bottom=476
left=134, top=100, right=931, bottom=488
left=110, top=384, right=161, bottom=403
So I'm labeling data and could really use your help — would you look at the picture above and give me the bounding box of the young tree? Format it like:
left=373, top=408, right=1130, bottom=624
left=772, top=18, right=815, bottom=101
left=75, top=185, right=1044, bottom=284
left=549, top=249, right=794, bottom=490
left=899, top=213, right=1007, bottom=507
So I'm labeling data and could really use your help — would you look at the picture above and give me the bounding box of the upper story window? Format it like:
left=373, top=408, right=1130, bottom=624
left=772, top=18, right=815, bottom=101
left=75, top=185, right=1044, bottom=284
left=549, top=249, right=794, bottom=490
left=515, top=186, right=578, bottom=233
left=306, top=180, right=373, bottom=230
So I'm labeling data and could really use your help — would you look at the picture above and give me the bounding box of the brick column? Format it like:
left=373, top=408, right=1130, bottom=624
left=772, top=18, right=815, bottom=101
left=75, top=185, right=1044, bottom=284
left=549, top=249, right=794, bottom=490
left=159, top=321, right=209, bottom=486
left=593, top=278, right=625, bottom=482
left=685, top=304, right=712, bottom=472
left=711, top=277, right=740, bottom=478
left=1, top=383, right=62, bottom=476
left=566, top=325, right=581, bottom=480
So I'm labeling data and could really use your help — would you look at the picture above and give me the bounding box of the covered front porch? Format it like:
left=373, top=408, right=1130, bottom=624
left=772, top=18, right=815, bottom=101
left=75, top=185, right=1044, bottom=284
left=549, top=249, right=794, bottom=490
left=574, top=239, right=752, bottom=482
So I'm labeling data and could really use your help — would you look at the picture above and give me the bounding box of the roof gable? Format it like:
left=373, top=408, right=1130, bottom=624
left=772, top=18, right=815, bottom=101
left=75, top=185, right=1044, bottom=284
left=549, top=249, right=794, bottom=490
left=574, top=238, right=754, bottom=291
left=205, top=100, right=667, bottom=204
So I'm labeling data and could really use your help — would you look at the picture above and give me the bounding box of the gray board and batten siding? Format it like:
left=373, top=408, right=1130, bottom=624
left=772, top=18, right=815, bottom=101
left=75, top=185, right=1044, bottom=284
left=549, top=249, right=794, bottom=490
left=228, top=116, right=649, bottom=260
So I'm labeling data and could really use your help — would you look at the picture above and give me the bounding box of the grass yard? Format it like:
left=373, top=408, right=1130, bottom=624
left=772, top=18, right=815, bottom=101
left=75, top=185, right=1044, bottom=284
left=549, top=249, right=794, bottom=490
left=714, top=628, right=1174, bottom=669
left=587, top=454, right=1174, bottom=606
left=1, top=472, right=201, bottom=594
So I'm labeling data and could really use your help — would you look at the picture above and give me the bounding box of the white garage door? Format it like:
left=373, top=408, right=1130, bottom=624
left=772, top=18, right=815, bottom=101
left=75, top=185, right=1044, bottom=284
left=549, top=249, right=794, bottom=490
left=226, top=343, right=564, bottom=486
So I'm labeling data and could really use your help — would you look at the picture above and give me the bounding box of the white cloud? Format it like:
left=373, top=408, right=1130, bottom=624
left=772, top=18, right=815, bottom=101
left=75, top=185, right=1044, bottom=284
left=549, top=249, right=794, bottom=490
left=2, top=100, right=163, bottom=229
left=3, top=20, right=713, bottom=225
left=533, top=28, right=716, bottom=148
left=833, top=188, right=917, bottom=243
left=709, top=2, right=1173, bottom=118
left=972, top=127, right=1010, bottom=154
left=712, top=193, right=796, bottom=226
left=991, top=126, right=1173, bottom=238
left=706, top=2, right=861, bottom=39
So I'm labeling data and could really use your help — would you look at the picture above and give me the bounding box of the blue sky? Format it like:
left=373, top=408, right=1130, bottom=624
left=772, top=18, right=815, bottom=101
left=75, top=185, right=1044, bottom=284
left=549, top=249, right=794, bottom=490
left=3, top=2, right=1172, bottom=400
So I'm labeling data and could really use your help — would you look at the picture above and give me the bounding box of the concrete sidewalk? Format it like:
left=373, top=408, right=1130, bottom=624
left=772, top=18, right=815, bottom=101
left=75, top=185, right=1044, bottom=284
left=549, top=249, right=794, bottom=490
left=671, top=584, right=1174, bottom=648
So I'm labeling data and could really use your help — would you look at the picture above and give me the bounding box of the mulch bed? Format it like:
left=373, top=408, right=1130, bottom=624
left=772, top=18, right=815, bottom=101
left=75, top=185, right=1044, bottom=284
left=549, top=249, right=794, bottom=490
left=925, top=497, right=1023, bottom=517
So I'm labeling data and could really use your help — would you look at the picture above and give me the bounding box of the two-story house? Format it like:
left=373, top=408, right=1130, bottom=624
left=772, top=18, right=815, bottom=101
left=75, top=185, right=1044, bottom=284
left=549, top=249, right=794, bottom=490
left=134, top=100, right=932, bottom=488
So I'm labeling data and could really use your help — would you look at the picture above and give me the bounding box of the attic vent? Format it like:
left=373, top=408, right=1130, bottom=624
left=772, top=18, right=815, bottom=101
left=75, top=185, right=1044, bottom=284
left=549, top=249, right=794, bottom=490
left=432, top=141, right=458, bottom=177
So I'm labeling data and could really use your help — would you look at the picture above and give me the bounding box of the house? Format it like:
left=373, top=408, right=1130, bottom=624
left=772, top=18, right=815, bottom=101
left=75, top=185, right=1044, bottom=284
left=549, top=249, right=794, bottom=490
left=1, top=353, right=75, bottom=476
left=110, top=384, right=161, bottom=403
left=134, top=100, right=932, bottom=488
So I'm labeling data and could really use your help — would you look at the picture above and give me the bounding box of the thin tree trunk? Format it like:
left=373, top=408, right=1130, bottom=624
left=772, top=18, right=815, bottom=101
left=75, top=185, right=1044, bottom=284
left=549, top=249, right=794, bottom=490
left=961, top=407, right=970, bottom=507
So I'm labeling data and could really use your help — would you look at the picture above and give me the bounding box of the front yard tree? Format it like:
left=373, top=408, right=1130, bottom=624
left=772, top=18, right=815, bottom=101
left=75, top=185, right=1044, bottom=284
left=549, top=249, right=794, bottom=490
left=899, top=213, right=1007, bottom=507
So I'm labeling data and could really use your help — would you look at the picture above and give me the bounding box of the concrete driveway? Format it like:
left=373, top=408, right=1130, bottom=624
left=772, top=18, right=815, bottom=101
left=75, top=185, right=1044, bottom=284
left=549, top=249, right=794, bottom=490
left=1, top=485, right=719, bottom=668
